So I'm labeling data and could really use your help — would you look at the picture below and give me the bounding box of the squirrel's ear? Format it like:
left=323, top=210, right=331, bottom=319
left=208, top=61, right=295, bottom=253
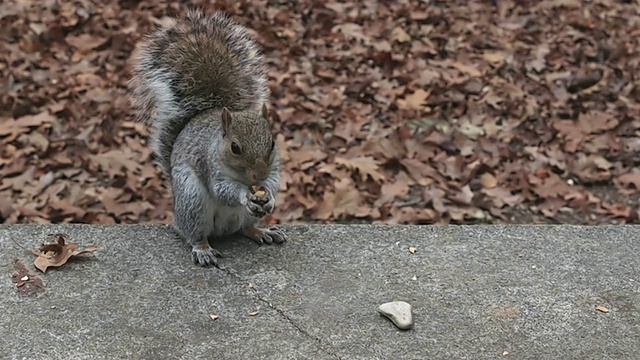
left=221, top=107, right=232, bottom=134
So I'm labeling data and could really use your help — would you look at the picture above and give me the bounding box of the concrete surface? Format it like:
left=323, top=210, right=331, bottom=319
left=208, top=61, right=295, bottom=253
left=0, top=224, right=639, bottom=360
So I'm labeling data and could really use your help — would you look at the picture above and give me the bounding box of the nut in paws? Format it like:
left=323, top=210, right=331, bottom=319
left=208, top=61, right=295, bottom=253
left=247, top=188, right=275, bottom=217
left=250, top=185, right=267, bottom=199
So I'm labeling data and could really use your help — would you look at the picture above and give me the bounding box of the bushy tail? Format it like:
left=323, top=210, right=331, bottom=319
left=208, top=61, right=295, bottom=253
left=128, top=9, right=269, bottom=175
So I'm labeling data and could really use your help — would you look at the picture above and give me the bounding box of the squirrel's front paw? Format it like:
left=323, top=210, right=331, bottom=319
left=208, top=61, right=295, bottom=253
left=191, top=241, right=223, bottom=268
left=247, top=187, right=276, bottom=218
left=246, top=201, right=265, bottom=218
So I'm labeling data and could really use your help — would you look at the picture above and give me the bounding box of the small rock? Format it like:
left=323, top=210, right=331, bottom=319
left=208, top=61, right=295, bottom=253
left=378, top=301, right=413, bottom=330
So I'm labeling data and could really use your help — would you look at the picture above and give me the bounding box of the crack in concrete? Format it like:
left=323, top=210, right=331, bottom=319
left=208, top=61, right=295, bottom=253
left=220, top=265, right=342, bottom=360
left=252, top=291, right=343, bottom=360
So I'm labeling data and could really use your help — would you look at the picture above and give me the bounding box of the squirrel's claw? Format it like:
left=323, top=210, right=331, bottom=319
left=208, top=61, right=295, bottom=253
left=192, top=247, right=223, bottom=267
left=247, top=201, right=266, bottom=218
left=240, top=226, right=287, bottom=246
left=261, top=199, right=275, bottom=215
left=248, top=192, right=269, bottom=206
left=265, top=228, right=287, bottom=244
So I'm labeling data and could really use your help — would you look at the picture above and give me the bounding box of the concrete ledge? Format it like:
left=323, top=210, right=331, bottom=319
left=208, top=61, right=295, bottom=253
left=1, top=224, right=639, bottom=359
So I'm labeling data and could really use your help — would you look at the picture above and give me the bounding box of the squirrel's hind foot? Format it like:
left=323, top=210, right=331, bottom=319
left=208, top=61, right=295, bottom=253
left=192, top=239, right=223, bottom=267
left=240, top=226, right=287, bottom=245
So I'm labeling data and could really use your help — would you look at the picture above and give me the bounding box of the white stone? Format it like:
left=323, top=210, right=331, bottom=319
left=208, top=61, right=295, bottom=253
left=378, top=301, right=414, bottom=330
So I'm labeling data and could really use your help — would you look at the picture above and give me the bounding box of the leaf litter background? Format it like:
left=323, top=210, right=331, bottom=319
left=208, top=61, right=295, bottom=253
left=1, top=0, right=640, bottom=226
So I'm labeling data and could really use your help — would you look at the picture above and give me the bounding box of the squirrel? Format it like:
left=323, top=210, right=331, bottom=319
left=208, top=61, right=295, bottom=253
left=128, top=9, right=287, bottom=267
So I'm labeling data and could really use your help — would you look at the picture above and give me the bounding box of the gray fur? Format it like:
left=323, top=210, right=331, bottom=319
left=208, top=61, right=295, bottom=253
left=171, top=111, right=282, bottom=254
left=128, top=9, right=285, bottom=267
left=128, top=9, right=269, bottom=176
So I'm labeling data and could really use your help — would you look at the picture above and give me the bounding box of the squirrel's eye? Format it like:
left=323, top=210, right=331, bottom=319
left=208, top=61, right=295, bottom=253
left=231, top=141, right=241, bottom=155
left=270, top=140, right=275, bottom=151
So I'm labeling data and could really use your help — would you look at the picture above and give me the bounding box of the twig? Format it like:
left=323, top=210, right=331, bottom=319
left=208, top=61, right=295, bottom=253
left=10, top=236, right=41, bottom=257
left=395, top=199, right=422, bottom=208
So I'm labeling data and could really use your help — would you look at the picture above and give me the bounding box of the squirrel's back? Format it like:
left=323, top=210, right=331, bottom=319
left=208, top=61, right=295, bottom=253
left=128, top=9, right=269, bottom=174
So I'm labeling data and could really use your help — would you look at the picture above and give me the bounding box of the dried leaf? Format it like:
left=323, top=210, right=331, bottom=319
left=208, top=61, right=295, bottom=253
left=334, top=156, right=385, bottom=182
left=482, top=51, right=507, bottom=65
left=11, top=258, right=45, bottom=296
left=596, top=305, right=609, bottom=313
left=0, top=111, right=56, bottom=137
left=398, top=89, right=431, bottom=111
left=32, top=234, right=100, bottom=273
left=209, top=314, right=219, bottom=320
left=480, top=173, right=498, bottom=189
left=450, top=62, right=482, bottom=77
left=65, top=34, right=109, bottom=53
left=391, top=27, right=411, bottom=43
left=615, top=173, right=640, bottom=193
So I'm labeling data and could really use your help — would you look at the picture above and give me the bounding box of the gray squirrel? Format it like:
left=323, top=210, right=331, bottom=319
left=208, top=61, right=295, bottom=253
left=128, top=9, right=286, bottom=267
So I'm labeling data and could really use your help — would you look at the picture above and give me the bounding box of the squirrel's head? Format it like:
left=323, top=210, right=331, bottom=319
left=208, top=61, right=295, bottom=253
left=220, top=103, right=278, bottom=185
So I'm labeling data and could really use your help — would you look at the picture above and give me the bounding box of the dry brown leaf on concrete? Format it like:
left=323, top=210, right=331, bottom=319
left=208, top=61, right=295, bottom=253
left=33, top=234, right=100, bottom=273
left=11, top=258, right=45, bottom=296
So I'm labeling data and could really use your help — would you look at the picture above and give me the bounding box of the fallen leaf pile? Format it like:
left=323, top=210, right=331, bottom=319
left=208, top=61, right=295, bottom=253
left=32, top=233, right=100, bottom=273
left=1, top=0, right=639, bottom=226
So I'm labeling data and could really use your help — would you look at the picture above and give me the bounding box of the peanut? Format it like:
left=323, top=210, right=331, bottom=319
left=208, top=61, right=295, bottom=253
left=251, top=186, right=266, bottom=198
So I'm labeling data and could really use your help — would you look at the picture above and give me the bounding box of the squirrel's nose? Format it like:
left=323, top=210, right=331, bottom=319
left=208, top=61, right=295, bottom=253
left=253, top=173, right=267, bottom=182
left=251, top=163, right=269, bottom=182
left=251, top=170, right=265, bottom=182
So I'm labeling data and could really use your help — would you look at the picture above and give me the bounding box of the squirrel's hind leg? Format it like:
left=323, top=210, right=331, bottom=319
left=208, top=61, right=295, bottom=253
left=239, top=225, right=287, bottom=245
left=171, top=164, right=223, bottom=267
